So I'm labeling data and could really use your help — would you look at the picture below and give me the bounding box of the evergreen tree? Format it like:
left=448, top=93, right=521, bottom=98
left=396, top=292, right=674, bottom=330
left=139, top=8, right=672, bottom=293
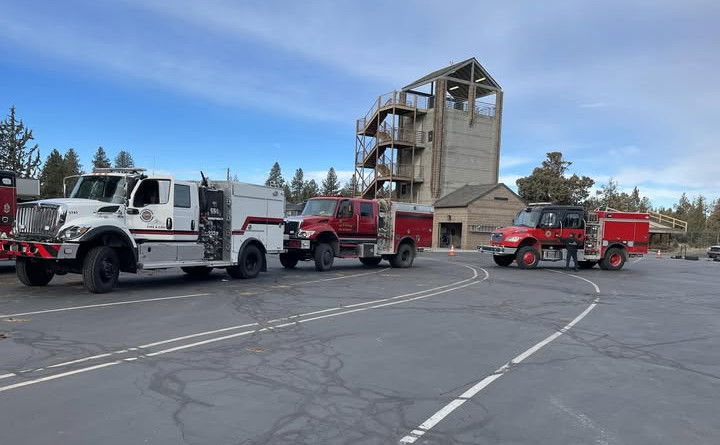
left=301, top=179, right=319, bottom=201
left=516, top=152, right=594, bottom=205
left=0, top=106, right=42, bottom=177
left=92, top=146, right=111, bottom=170
left=685, top=195, right=708, bottom=233
left=39, top=149, right=66, bottom=198
left=114, top=150, right=135, bottom=168
left=340, top=174, right=359, bottom=197
left=673, top=193, right=692, bottom=220
left=63, top=148, right=83, bottom=176
left=321, top=167, right=341, bottom=196
left=265, top=162, right=285, bottom=188
left=290, top=168, right=305, bottom=203
left=707, top=200, right=720, bottom=232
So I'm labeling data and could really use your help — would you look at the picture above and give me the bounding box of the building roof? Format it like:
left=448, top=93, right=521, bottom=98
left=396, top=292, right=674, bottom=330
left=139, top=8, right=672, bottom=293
left=433, top=183, right=521, bottom=208
left=402, top=57, right=502, bottom=97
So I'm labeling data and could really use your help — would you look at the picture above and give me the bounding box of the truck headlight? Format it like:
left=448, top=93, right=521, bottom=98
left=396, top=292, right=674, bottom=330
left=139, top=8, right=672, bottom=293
left=298, top=230, right=315, bottom=238
left=506, top=236, right=521, bottom=243
left=58, top=225, right=92, bottom=240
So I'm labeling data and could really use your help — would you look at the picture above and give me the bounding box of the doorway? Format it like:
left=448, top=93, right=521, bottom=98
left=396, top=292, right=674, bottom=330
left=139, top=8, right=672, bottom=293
left=439, top=223, right=462, bottom=248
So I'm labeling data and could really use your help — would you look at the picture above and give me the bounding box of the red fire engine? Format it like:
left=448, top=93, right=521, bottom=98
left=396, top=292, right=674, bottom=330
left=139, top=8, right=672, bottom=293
left=479, top=204, right=650, bottom=270
left=281, top=196, right=433, bottom=271
left=0, top=171, right=41, bottom=261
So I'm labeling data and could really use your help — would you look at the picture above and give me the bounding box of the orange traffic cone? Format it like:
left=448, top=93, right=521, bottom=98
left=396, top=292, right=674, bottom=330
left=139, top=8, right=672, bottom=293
left=449, top=245, right=456, bottom=257
left=656, top=250, right=662, bottom=259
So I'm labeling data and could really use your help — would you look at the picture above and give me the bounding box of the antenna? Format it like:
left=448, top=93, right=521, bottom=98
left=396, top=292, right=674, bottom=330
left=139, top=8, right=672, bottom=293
left=200, top=171, right=209, bottom=188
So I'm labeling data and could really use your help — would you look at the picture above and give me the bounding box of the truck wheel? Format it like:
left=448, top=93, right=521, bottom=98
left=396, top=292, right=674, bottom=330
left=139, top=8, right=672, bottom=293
left=314, top=243, right=335, bottom=271
left=599, top=247, right=626, bottom=270
left=360, top=257, right=382, bottom=267
left=16, top=258, right=55, bottom=286
left=390, top=243, right=415, bottom=268
left=83, top=246, right=120, bottom=293
left=181, top=266, right=213, bottom=277
left=493, top=255, right=514, bottom=267
left=516, top=246, right=540, bottom=269
left=279, top=252, right=299, bottom=269
left=578, top=261, right=597, bottom=269
left=227, top=244, right=263, bottom=279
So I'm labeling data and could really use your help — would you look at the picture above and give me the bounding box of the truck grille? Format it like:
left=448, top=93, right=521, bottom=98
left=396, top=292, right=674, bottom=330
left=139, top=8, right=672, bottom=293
left=284, top=220, right=300, bottom=236
left=16, top=204, right=63, bottom=238
left=490, top=233, right=503, bottom=243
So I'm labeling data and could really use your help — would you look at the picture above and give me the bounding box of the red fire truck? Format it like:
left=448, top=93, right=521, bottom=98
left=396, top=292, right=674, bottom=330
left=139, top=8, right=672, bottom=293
left=281, top=196, right=433, bottom=271
left=479, top=204, right=650, bottom=270
left=0, top=171, right=40, bottom=260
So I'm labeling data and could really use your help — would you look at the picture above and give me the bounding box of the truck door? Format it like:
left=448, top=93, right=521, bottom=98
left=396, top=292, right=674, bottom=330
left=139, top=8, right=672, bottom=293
left=0, top=172, right=17, bottom=237
left=172, top=182, right=199, bottom=241
left=560, top=210, right=585, bottom=244
left=126, top=178, right=175, bottom=241
left=538, top=209, right=562, bottom=245
left=335, top=199, right=357, bottom=236
left=357, top=201, right=376, bottom=237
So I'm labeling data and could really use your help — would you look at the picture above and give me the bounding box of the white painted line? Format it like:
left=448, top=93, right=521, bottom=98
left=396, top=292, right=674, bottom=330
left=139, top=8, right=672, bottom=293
left=0, top=373, right=16, bottom=380
left=0, top=268, right=390, bottom=319
left=0, top=264, right=488, bottom=394
left=547, top=269, right=600, bottom=294
left=399, top=270, right=599, bottom=444
left=0, top=293, right=210, bottom=318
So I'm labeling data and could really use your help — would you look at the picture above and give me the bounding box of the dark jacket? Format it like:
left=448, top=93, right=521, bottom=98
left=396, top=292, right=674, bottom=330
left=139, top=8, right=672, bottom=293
left=560, top=236, right=579, bottom=251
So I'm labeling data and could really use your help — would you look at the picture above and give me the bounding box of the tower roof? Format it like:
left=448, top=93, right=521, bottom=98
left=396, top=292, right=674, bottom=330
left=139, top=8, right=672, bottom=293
left=402, top=57, right=501, bottom=99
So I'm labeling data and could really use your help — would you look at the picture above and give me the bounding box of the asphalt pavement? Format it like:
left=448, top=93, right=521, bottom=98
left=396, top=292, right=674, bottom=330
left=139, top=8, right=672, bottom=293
left=0, top=253, right=718, bottom=444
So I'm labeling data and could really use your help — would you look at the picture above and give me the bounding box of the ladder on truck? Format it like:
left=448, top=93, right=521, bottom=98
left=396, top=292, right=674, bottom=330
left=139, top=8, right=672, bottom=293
left=583, top=212, right=601, bottom=260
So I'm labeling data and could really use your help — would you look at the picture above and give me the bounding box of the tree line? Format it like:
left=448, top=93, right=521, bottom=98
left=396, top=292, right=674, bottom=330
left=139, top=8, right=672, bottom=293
left=516, top=151, right=720, bottom=236
left=0, top=106, right=136, bottom=197
left=264, top=161, right=358, bottom=203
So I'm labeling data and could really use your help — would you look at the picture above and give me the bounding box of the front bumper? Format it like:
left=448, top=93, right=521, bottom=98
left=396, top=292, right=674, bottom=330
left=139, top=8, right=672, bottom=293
left=283, top=238, right=312, bottom=251
left=0, top=239, right=79, bottom=259
left=478, top=245, right=518, bottom=255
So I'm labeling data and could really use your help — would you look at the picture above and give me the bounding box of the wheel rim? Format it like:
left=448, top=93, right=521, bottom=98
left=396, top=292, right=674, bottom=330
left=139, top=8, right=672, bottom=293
left=245, top=253, right=259, bottom=271
left=609, top=253, right=622, bottom=267
left=100, top=257, right=116, bottom=282
left=401, top=248, right=410, bottom=262
left=522, top=251, right=536, bottom=265
left=324, top=250, right=333, bottom=266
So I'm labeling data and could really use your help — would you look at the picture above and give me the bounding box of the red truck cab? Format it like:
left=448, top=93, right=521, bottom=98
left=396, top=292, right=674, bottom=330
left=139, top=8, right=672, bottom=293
left=0, top=171, right=18, bottom=260
left=282, top=196, right=433, bottom=271
left=479, top=204, right=650, bottom=270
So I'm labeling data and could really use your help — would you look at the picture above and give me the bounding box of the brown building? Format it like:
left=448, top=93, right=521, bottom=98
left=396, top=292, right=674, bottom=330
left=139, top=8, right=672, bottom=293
left=433, top=183, right=525, bottom=250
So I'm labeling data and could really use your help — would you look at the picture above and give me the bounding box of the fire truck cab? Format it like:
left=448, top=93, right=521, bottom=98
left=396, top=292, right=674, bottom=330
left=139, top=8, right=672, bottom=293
left=479, top=204, right=650, bottom=270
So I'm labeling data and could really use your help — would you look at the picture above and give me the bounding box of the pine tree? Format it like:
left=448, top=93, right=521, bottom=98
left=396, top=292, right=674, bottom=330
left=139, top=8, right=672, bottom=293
left=265, top=162, right=285, bottom=188
left=63, top=148, right=83, bottom=176
left=114, top=150, right=135, bottom=168
left=39, top=149, right=66, bottom=198
left=516, top=152, right=594, bottom=205
left=321, top=167, right=340, bottom=196
left=301, top=179, right=319, bottom=201
left=92, top=146, right=111, bottom=170
left=0, top=106, right=42, bottom=177
left=707, top=200, right=720, bottom=232
left=340, top=174, right=359, bottom=197
left=290, top=168, right=305, bottom=203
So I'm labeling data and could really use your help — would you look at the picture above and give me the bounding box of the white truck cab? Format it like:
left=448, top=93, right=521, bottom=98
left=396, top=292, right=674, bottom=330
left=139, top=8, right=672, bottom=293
left=0, top=168, right=285, bottom=293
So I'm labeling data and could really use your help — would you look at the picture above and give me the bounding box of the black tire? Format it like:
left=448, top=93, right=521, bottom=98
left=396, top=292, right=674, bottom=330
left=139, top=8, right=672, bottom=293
left=279, top=252, right=299, bottom=269
left=578, top=261, right=597, bottom=269
left=599, top=247, right=626, bottom=270
left=493, top=255, right=514, bottom=267
left=390, top=243, right=415, bottom=268
left=83, top=246, right=120, bottom=293
left=314, top=243, right=335, bottom=272
left=16, top=258, right=54, bottom=287
left=359, top=257, right=382, bottom=267
left=181, top=266, right=213, bottom=277
left=516, top=246, right=540, bottom=269
left=227, top=244, right=263, bottom=279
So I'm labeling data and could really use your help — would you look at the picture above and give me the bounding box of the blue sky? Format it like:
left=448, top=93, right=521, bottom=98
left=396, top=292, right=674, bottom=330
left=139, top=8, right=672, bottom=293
left=1, top=0, right=718, bottom=207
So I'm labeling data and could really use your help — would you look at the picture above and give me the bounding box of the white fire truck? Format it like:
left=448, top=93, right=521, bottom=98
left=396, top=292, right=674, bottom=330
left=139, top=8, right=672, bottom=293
left=0, top=168, right=285, bottom=293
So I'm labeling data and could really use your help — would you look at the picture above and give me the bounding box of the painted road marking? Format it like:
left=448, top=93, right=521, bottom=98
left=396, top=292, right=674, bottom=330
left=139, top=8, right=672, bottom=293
left=399, top=270, right=600, bottom=444
left=0, top=268, right=390, bottom=319
left=0, top=264, right=488, bottom=394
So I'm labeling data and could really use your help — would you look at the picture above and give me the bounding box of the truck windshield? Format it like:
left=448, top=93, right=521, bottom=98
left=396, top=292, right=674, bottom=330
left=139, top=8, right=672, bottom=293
left=69, top=175, right=127, bottom=203
left=513, top=208, right=541, bottom=227
left=302, top=199, right=337, bottom=216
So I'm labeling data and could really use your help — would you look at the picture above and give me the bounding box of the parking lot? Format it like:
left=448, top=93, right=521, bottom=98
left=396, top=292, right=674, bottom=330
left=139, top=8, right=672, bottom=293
left=0, top=253, right=718, bottom=445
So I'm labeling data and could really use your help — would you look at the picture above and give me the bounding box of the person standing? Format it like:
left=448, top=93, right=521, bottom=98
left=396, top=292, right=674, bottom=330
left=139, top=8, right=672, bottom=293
left=561, top=233, right=579, bottom=271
